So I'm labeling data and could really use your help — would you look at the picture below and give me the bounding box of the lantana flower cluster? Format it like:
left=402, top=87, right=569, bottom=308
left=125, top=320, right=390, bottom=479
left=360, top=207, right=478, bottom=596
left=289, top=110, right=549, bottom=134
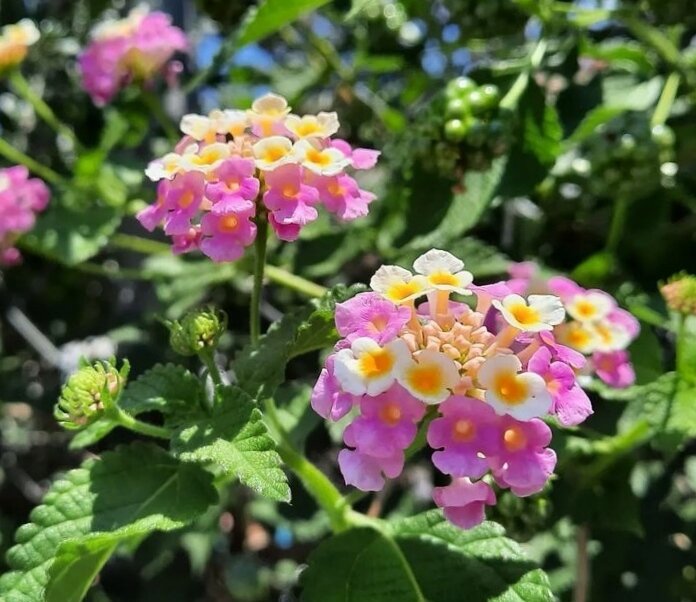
left=0, top=19, right=39, bottom=72
left=0, top=166, right=50, bottom=266
left=508, top=262, right=640, bottom=388
left=138, top=93, right=379, bottom=261
left=78, top=5, right=187, bottom=105
left=311, top=249, right=596, bottom=530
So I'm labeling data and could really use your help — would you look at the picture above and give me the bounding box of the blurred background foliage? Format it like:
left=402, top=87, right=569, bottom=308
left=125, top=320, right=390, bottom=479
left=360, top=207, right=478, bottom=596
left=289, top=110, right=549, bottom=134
left=0, top=0, right=695, bottom=600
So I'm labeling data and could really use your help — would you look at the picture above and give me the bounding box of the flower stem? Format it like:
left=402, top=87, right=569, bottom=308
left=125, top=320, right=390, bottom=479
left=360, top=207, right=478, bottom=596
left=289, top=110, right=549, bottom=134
left=141, top=89, right=179, bottom=144
left=199, top=348, right=223, bottom=387
left=113, top=406, right=172, bottom=439
left=263, top=398, right=350, bottom=532
left=250, top=211, right=269, bottom=345
left=500, top=38, right=548, bottom=110
left=265, top=264, right=328, bottom=298
left=651, top=72, right=681, bottom=128
left=9, top=69, right=81, bottom=149
left=605, top=195, right=630, bottom=254
left=0, top=136, right=67, bottom=187
left=573, top=524, right=590, bottom=602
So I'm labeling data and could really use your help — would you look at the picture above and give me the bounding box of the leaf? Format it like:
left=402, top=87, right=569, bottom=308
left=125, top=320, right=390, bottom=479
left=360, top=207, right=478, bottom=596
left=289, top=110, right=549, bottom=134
left=237, top=0, right=331, bottom=47
left=20, top=203, right=121, bottom=265
left=405, top=157, right=507, bottom=251
left=566, top=106, right=625, bottom=145
left=0, top=442, right=217, bottom=602
left=171, top=385, right=291, bottom=502
left=618, top=373, right=696, bottom=454
left=301, top=527, right=426, bottom=601
left=69, top=364, right=204, bottom=449
left=346, top=0, right=379, bottom=21
left=602, top=75, right=663, bottom=111
left=518, top=81, right=562, bottom=166
left=235, top=284, right=364, bottom=401
left=301, top=515, right=553, bottom=602
left=390, top=512, right=554, bottom=602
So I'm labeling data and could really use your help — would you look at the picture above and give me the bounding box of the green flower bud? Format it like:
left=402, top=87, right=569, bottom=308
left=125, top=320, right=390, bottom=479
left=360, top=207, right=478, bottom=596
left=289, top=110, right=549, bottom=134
left=661, top=273, right=696, bottom=316
left=167, top=306, right=228, bottom=356
left=55, top=359, right=129, bottom=430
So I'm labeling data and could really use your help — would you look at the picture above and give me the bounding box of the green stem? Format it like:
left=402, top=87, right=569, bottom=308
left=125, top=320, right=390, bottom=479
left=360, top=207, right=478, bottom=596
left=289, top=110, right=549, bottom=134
left=605, top=195, right=630, bottom=254
left=199, top=348, right=223, bottom=387
left=0, top=137, right=67, bottom=186
left=265, top=264, right=327, bottom=298
left=621, top=14, right=682, bottom=69
left=113, top=406, right=172, bottom=439
left=250, top=211, right=269, bottom=345
left=263, top=398, right=350, bottom=532
left=675, top=312, right=687, bottom=377
left=110, top=232, right=170, bottom=255
left=141, top=89, right=179, bottom=144
left=500, top=38, right=548, bottom=110
left=651, top=72, right=681, bottom=127
left=9, top=70, right=81, bottom=148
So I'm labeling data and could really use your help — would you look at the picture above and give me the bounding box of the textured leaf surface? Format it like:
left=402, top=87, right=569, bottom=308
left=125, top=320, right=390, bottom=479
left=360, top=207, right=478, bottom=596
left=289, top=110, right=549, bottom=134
left=618, top=373, right=696, bottom=453
left=237, top=0, right=331, bottom=46
left=301, top=527, right=426, bottom=602
left=171, top=386, right=291, bottom=502
left=235, top=285, right=364, bottom=401
left=390, top=512, right=554, bottom=602
left=70, top=364, right=204, bottom=449
left=21, top=204, right=121, bottom=265
left=0, top=443, right=217, bottom=602
left=302, top=514, right=552, bottom=601
left=405, top=158, right=507, bottom=250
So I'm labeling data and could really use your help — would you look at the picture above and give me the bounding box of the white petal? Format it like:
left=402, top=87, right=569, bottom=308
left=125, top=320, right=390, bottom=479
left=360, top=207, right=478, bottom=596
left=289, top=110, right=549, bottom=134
left=477, top=355, right=521, bottom=388
left=413, top=249, right=464, bottom=275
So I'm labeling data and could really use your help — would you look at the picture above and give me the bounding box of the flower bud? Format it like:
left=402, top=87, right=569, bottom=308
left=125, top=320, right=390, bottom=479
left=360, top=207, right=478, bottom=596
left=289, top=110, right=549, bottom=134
left=167, top=306, right=227, bottom=356
left=54, top=359, right=129, bottom=430
left=661, top=273, right=696, bottom=316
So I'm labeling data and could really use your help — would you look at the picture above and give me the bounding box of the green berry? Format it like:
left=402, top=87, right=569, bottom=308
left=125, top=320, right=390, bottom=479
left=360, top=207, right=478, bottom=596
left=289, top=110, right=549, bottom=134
left=651, top=124, right=675, bottom=148
left=445, top=98, right=468, bottom=119
left=467, top=120, right=488, bottom=147
left=479, top=84, right=501, bottom=109
left=444, top=118, right=469, bottom=142
left=446, top=76, right=476, bottom=99
left=466, top=89, right=488, bottom=116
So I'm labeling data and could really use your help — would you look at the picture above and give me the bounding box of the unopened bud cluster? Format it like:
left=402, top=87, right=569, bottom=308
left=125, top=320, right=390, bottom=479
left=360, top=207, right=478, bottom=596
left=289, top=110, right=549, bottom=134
left=661, top=273, right=696, bottom=316
left=167, top=307, right=227, bottom=356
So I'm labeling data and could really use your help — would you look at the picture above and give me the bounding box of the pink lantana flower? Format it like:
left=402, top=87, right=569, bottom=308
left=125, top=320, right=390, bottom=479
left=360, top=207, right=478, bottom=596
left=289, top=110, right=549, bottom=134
left=343, top=384, right=425, bottom=458
left=528, top=347, right=593, bottom=426
left=489, top=417, right=557, bottom=497
left=199, top=199, right=256, bottom=262
left=337, top=448, right=404, bottom=492
left=432, top=478, right=497, bottom=530
left=592, top=350, right=636, bottom=388
left=311, top=173, right=376, bottom=221
left=207, top=157, right=260, bottom=203
left=79, top=6, right=187, bottom=105
left=334, top=292, right=411, bottom=344
left=427, top=397, right=499, bottom=479
left=162, top=171, right=206, bottom=236
left=263, top=164, right=319, bottom=227
left=331, top=139, right=381, bottom=170
left=310, top=354, right=360, bottom=421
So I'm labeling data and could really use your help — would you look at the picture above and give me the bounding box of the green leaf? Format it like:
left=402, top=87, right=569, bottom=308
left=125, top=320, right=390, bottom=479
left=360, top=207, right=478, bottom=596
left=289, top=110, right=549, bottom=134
left=566, top=106, right=626, bottom=145
left=618, top=373, right=696, bottom=454
left=69, top=364, right=204, bottom=449
left=518, top=81, right=562, bottom=166
left=602, top=75, right=663, bottom=111
left=346, top=0, right=379, bottom=21
left=390, top=512, right=554, bottom=602
left=405, top=157, right=507, bottom=251
left=20, top=203, right=121, bottom=265
left=301, top=527, right=426, bottom=601
left=235, top=284, right=364, bottom=401
left=302, top=515, right=553, bottom=602
left=0, top=442, right=217, bottom=602
left=237, top=0, right=331, bottom=47
left=171, top=385, right=291, bottom=502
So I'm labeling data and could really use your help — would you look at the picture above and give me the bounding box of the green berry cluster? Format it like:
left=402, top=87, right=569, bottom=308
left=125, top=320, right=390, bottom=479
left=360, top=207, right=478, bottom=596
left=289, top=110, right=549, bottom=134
left=443, top=77, right=514, bottom=171
left=54, top=359, right=129, bottom=430
left=167, top=306, right=228, bottom=356
left=547, top=112, right=676, bottom=202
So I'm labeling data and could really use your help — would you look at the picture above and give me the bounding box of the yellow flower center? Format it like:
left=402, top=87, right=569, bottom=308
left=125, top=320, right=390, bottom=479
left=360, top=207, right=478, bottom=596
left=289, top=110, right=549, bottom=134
left=178, top=191, right=196, bottom=208
left=405, top=363, right=444, bottom=397
left=452, top=419, right=476, bottom=443
left=378, top=402, right=402, bottom=426
left=573, top=299, right=598, bottom=320
left=428, top=271, right=459, bottom=287
left=369, top=316, right=389, bottom=333
left=357, top=349, right=395, bottom=379
left=386, top=281, right=421, bottom=302
left=503, top=426, right=527, bottom=452
left=493, top=372, right=529, bottom=405
left=219, top=214, right=239, bottom=233
left=295, top=120, right=322, bottom=137
left=566, top=324, right=591, bottom=348
left=327, top=180, right=344, bottom=196
left=305, top=147, right=332, bottom=167
left=509, top=303, right=540, bottom=326
left=282, top=183, right=299, bottom=198
left=594, top=323, right=614, bottom=345
left=262, top=144, right=288, bottom=163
